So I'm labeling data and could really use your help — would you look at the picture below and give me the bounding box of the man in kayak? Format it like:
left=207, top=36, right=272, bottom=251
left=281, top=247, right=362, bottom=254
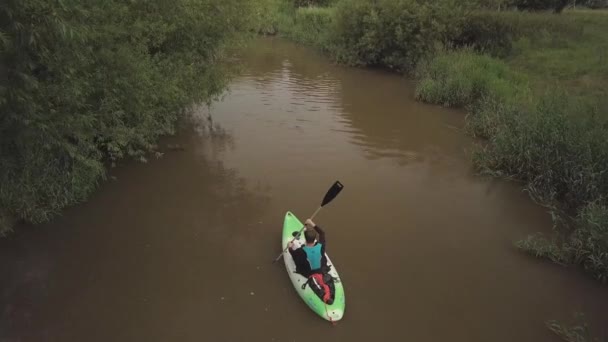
left=288, top=218, right=334, bottom=304
left=288, top=218, right=328, bottom=277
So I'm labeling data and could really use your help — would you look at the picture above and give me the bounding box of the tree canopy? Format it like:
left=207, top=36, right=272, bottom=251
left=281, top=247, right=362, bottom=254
left=0, top=0, right=259, bottom=234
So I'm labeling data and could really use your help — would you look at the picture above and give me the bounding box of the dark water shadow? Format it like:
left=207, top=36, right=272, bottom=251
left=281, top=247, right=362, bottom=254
left=0, top=120, right=271, bottom=341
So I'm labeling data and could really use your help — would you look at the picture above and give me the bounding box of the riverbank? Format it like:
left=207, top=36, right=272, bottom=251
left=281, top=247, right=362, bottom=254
left=261, top=1, right=608, bottom=284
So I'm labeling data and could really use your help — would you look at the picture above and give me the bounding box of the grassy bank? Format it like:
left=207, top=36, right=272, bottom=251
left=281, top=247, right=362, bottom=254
left=278, top=7, right=336, bottom=49
left=270, top=1, right=608, bottom=283
left=462, top=10, right=608, bottom=108
left=415, top=11, right=608, bottom=284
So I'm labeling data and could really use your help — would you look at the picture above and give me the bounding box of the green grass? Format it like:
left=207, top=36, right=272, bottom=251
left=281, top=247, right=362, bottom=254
left=0, top=210, right=13, bottom=237
left=448, top=10, right=608, bottom=109
left=547, top=313, right=606, bottom=342
left=458, top=11, right=608, bottom=283
left=415, top=50, right=527, bottom=108
left=415, top=12, right=608, bottom=282
left=279, top=7, right=335, bottom=50
left=517, top=202, right=608, bottom=284
left=505, top=10, right=608, bottom=107
left=416, top=51, right=608, bottom=283
left=255, top=0, right=297, bottom=35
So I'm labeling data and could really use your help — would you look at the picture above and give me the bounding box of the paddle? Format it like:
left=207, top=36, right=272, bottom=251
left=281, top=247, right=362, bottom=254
left=273, top=180, right=344, bottom=263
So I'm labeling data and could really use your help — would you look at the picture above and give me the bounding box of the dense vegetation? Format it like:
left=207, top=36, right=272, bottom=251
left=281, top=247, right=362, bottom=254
left=2, top=0, right=606, bottom=286
left=264, top=0, right=608, bottom=284
left=0, top=0, right=261, bottom=235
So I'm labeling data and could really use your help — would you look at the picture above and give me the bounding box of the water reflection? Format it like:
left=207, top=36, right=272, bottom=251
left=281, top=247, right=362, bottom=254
left=235, top=37, right=468, bottom=168
left=0, top=124, right=270, bottom=341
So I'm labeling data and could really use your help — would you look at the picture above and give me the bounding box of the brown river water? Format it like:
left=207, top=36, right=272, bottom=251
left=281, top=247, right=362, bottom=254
left=1, top=38, right=607, bottom=341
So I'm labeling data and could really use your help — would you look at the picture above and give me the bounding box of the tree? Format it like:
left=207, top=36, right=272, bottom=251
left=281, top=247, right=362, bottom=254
left=0, top=0, right=259, bottom=235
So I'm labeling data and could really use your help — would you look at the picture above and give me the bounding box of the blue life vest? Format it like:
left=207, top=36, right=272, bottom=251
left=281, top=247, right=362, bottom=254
left=302, top=243, right=323, bottom=270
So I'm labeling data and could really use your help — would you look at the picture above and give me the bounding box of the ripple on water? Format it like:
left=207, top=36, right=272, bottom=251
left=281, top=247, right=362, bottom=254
left=235, top=56, right=430, bottom=168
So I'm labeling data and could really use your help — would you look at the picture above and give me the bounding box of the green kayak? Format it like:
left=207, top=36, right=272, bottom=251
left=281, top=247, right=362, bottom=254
left=282, top=211, right=345, bottom=322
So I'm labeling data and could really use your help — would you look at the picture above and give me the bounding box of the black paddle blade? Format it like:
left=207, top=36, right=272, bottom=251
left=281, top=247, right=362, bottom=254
left=321, top=181, right=344, bottom=207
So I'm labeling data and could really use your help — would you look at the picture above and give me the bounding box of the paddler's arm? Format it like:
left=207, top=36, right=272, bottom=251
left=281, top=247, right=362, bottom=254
left=312, top=223, right=327, bottom=265
left=315, top=225, right=325, bottom=246
left=306, top=219, right=325, bottom=246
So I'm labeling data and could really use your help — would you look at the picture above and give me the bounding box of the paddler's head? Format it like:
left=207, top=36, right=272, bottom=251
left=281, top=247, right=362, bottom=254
left=304, top=229, right=317, bottom=245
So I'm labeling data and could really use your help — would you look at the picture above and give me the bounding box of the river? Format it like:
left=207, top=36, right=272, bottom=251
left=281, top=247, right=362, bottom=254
left=1, top=38, right=607, bottom=342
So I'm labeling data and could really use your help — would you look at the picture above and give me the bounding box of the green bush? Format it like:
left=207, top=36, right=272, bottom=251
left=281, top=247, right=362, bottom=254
left=256, top=0, right=296, bottom=35
left=281, top=7, right=335, bottom=49
left=331, top=0, right=465, bottom=73
left=450, top=12, right=516, bottom=56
